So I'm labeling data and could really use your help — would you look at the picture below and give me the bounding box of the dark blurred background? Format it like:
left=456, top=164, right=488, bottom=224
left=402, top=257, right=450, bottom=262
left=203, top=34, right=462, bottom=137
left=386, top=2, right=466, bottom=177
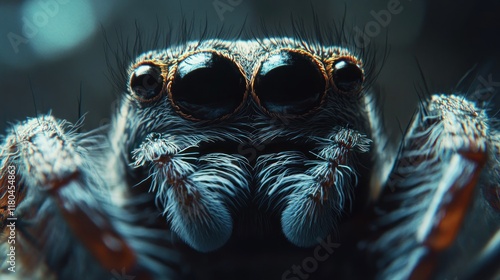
left=1, top=0, right=500, bottom=140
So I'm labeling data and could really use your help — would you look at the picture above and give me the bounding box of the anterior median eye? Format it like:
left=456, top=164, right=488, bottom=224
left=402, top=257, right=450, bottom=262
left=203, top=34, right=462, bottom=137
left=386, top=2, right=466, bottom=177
left=169, top=51, right=247, bottom=120
left=330, top=58, right=364, bottom=94
left=252, top=50, right=327, bottom=116
left=130, top=64, right=164, bottom=101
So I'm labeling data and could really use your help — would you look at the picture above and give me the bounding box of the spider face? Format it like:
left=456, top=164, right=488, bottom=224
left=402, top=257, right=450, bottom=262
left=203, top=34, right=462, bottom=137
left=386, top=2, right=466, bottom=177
left=119, top=38, right=372, bottom=253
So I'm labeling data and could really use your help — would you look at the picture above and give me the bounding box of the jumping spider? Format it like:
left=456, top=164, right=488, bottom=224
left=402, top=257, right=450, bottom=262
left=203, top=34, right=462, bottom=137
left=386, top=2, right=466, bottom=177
left=1, top=36, right=499, bottom=280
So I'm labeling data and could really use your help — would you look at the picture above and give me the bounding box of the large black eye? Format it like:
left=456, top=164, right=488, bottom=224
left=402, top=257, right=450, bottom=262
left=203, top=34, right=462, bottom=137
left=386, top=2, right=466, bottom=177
left=130, top=64, right=164, bottom=101
left=170, top=52, right=246, bottom=120
left=331, top=59, right=364, bottom=94
left=253, top=50, right=326, bottom=115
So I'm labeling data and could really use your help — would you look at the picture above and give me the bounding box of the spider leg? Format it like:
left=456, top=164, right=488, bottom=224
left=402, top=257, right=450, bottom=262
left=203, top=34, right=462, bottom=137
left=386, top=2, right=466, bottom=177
left=368, top=94, right=500, bottom=279
left=0, top=115, right=152, bottom=279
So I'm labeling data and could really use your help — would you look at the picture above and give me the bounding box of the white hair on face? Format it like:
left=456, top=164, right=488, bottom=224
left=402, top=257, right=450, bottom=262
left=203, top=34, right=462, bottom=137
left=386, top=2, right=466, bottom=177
left=131, top=124, right=251, bottom=252
left=255, top=128, right=371, bottom=246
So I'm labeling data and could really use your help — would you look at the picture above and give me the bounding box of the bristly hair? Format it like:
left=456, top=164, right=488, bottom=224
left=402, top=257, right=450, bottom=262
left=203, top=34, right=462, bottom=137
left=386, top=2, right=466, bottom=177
left=102, top=7, right=388, bottom=102
left=255, top=128, right=371, bottom=247
left=245, top=8, right=388, bottom=96
left=103, top=16, right=247, bottom=99
left=131, top=132, right=251, bottom=252
left=367, top=94, right=490, bottom=279
left=126, top=94, right=253, bottom=252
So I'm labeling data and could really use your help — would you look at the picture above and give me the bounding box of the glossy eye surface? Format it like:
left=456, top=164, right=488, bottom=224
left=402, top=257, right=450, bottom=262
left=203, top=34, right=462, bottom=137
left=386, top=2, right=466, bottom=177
left=130, top=64, right=164, bottom=101
left=253, top=50, right=326, bottom=115
left=170, top=51, right=246, bottom=120
left=331, top=59, right=364, bottom=94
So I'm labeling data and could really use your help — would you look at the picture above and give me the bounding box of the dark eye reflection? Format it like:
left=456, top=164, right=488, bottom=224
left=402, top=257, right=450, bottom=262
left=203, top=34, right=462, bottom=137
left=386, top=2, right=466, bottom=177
left=130, top=64, right=164, bottom=101
left=170, top=52, right=247, bottom=120
left=252, top=50, right=327, bottom=115
left=331, top=59, right=364, bottom=94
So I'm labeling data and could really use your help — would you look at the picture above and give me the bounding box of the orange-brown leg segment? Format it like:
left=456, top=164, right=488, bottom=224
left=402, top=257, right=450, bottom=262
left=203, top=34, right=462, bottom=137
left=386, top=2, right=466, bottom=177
left=0, top=116, right=151, bottom=279
left=368, top=94, right=499, bottom=279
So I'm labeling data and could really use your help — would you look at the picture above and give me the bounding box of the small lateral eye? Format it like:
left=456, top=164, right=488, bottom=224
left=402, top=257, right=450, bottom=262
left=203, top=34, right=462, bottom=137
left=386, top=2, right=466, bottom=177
left=130, top=64, right=164, bottom=101
left=331, top=59, right=364, bottom=94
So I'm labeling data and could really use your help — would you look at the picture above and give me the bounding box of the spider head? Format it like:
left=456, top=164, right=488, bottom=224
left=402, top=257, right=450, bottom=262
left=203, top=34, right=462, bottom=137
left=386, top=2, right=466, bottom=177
left=114, top=38, right=374, bottom=252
